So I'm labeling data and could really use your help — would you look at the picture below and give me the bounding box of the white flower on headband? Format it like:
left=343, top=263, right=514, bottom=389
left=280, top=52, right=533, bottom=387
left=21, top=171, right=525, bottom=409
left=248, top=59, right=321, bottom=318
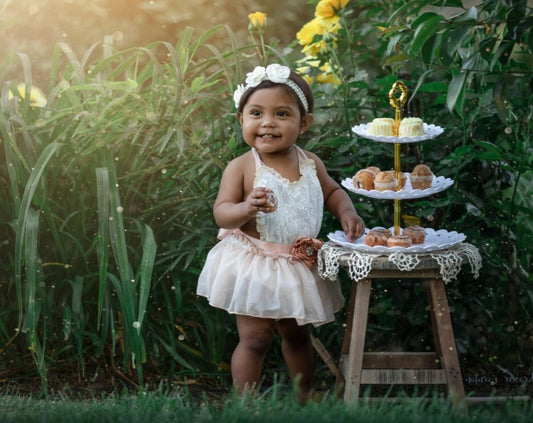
left=265, top=64, right=291, bottom=83
left=233, top=84, right=246, bottom=108
left=245, top=66, right=268, bottom=87
left=233, top=64, right=308, bottom=113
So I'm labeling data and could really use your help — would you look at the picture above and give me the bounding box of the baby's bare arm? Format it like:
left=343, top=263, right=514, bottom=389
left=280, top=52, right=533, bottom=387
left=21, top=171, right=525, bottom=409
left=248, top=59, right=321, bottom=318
left=307, top=151, right=365, bottom=242
left=325, top=188, right=365, bottom=242
left=213, top=158, right=275, bottom=229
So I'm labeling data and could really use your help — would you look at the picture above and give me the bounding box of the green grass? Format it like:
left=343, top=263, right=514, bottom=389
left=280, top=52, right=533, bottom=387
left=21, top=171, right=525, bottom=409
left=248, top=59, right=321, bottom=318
left=0, top=387, right=531, bottom=423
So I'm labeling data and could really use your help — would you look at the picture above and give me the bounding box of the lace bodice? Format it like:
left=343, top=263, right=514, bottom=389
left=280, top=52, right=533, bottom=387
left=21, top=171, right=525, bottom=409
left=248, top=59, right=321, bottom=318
left=253, top=147, right=323, bottom=245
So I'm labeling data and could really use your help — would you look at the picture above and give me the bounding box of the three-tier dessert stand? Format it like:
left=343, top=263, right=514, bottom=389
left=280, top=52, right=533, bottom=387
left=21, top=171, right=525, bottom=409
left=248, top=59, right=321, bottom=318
left=328, top=80, right=465, bottom=253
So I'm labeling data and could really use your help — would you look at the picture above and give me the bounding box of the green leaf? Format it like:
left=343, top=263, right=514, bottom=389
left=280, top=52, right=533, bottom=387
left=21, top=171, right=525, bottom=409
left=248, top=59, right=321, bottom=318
left=473, top=139, right=504, bottom=161
left=445, top=25, right=473, bottom=58
left=14, top=142, right=63, bottom=327
left=479, top=38, right=498, bottom=61
left=95, top=167, right=110, bottom=327
left=446, top=71, right=467, bottom=113
left=411, top=14, right=446, bottom=56
left=388, top=0, right=438, bottom=25
left=455, top=6, right=478, bottom=23
left=136, top=224, right=157, bottom=332
left=418, top=81, right=448, bottom=93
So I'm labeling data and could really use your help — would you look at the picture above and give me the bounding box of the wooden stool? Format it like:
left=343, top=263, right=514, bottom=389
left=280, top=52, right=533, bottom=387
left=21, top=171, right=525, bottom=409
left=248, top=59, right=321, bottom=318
left=336, top=256, right=466, bottom=406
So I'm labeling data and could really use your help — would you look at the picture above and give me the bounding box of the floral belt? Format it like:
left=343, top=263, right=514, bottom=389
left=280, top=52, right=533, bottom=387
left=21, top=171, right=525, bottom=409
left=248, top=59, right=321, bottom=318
left=217, top=228, right=323, bottom=269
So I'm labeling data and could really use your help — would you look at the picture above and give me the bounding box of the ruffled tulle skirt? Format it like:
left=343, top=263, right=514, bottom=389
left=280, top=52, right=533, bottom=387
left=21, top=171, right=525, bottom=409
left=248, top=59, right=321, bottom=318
left=197, top=230, right=344, bottom=326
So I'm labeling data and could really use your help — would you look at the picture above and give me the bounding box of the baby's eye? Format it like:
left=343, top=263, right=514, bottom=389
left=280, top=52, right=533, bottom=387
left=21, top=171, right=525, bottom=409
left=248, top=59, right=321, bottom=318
left=250, top=110, right=262, bottom=117
left=277, top=111, right=289, bottom=117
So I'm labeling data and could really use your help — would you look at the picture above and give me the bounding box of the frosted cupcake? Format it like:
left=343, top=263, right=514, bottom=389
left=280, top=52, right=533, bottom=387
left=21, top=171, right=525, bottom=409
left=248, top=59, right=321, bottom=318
left=368, top=118, right=396, bottom=136
left=399, top=117, right=424, bottom=137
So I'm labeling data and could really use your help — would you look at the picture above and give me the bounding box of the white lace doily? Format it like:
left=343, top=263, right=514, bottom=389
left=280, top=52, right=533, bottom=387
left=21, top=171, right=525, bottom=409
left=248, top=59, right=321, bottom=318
left=318, top=242, right=482, bottom=283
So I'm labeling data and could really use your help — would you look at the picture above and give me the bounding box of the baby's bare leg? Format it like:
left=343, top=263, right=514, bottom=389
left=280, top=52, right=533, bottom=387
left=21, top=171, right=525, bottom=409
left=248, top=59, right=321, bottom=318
left=276, top=319, right=314, bottom=398
left=232, top=314, right=275, bottom=394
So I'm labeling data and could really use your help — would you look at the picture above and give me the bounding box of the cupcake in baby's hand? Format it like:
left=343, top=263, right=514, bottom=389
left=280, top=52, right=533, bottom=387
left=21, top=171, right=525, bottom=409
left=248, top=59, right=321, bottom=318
left=265, top=191, right=278, bottom=211
left=409, top=164, right=434, bottom=190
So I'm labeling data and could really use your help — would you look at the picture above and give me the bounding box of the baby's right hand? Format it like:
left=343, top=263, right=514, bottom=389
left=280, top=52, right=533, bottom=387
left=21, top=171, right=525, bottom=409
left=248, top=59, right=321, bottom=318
left=244, top=187, right=277, bottom=216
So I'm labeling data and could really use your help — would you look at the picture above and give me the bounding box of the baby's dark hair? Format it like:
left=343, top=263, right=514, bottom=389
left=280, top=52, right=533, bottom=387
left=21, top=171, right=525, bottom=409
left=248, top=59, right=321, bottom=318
left=236, top=70, right=314, bottom=116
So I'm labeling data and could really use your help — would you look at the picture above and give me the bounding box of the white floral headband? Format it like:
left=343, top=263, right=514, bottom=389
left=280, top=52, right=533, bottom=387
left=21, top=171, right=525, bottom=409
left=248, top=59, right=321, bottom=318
left=233, top=64, right=309, bottom=113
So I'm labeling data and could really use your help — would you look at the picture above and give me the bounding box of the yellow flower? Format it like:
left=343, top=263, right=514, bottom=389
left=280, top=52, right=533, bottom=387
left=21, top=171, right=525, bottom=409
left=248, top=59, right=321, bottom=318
left=296, top=18, right=322, bottom=47
left=248, top=11, right=267, bottom=30
left=9, top=83, right=47, bottom=107
left=316, top=70, right=341, bottom=86
left=296, top=16, right=341, bottom=56
left=315, top=0, right=349, bottom=19
left=298, top=60, right=341, bottom=86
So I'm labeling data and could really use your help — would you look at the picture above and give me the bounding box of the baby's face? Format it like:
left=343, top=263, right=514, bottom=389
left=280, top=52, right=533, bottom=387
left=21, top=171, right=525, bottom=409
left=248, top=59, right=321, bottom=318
left=238, top=86, right=304, bottom=156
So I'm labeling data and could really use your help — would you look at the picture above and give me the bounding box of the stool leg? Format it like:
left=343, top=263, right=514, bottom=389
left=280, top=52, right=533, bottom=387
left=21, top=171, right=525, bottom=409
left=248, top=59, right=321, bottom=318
left=344, top=278, right=372, bottom=403
left=427, top=278, right=466, bottom=406
left=335, top=284, right=357, bottom=395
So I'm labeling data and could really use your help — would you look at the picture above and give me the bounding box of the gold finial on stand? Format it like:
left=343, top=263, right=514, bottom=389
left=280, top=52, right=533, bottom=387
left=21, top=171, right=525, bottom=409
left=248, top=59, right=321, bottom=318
left=388, top=81, right=408, bottom=235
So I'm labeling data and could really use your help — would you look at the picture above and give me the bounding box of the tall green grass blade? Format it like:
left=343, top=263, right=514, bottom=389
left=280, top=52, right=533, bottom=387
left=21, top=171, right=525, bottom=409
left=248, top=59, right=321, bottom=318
left=136, top=224, right=156, bottom=333
left=55, top=42, right=84, bottom=82
left=70, top=275, right=84, bottom=369
left=106, top=162, right=134, bottom=285
left=14, top=142, right=63, bottom=328
left=21, top=207, right=48, bottom=390
left=0, top=119, right=23, bottom=215
left=16, top=52, right=33, bottom=111
left=22, top=208, right=40, bottom=334
left=95, top=167, right=110, bottom=328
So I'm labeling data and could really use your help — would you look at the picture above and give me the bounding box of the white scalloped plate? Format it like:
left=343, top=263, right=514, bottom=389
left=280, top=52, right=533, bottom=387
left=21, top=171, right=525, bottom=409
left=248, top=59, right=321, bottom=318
left=341, top=174, right=453, bottom=199
left=352, top=123, right=444, bottom=143
left=327, top=227, right=466, bottom=254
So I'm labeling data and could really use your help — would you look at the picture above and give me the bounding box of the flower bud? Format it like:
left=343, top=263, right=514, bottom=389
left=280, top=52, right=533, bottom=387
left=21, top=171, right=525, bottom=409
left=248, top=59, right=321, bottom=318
left=248, top=12, right=267, bottom=30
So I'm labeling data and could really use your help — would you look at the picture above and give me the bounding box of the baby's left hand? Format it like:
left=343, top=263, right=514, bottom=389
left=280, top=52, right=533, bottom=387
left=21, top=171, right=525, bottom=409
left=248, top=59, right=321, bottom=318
left=340, top=211, right=365, bottom=242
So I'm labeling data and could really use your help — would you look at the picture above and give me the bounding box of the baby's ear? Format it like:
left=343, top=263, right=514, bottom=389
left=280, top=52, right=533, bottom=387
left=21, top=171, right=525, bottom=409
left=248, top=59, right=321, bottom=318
left=300, top=113, right=314, bottom=133
left=237, top=112, right=243, bottom=125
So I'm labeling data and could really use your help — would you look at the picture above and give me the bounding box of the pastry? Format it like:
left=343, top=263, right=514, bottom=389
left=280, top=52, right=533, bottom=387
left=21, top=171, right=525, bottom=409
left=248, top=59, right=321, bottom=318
left=402, top=225, right=426, bottom=244
left=365, top=166, right=381, bottom=176
left=353, top=169, right=375, bottom=190
left=409, top=164, right=434, bottom=190
left=399, top=117, right=424, bottom=137
left=265, top=192, right=278, bottom=211
left=371, top=227, right=392, bottom=238
left=387, top=235, right=412, bottom=248
left=386, top=170, right=407, bottom=188
left=374, top=171, right=397, bottom=191
left=364, top=229, right=389, bottom=246
left=368, top=118, right=395, bottom=136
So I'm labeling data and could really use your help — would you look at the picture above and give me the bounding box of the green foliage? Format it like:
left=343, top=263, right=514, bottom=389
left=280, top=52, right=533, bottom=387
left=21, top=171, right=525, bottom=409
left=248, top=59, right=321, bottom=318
left=0, top=25, right=261, bottom=388
left=299, top=0, right=533, bottom=383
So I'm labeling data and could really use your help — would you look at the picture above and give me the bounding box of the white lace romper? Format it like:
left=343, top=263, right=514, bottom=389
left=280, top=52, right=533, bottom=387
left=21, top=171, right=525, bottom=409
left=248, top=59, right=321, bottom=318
left=197, top=146, right=344, bottom=326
